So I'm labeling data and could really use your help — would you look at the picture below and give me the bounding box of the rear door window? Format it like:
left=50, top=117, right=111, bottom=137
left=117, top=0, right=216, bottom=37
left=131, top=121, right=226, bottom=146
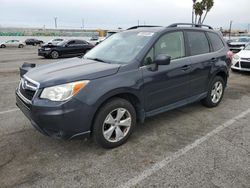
left=68, top=40, right=76, bottom=46
left=75, top=40, right=87, bottom=45
left=186, top=31, right=210, bottom=56
left=207, top=32, right=224, bottom=51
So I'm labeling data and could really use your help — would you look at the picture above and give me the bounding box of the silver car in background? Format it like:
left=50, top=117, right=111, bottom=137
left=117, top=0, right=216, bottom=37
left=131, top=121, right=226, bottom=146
left=0, top=40, right=25, bottom=48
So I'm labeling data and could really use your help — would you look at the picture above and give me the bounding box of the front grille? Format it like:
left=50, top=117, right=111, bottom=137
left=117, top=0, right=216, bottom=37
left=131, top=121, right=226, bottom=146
left=19, top=86, right=36, bottom=100
left=240, top=61, right=250, bottom=69
left=18, top=77, right=39, bottom=102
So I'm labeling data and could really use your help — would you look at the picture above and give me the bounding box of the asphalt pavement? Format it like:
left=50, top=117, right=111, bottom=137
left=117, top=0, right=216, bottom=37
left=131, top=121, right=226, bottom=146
left=0, top=47, right=250, bottom=188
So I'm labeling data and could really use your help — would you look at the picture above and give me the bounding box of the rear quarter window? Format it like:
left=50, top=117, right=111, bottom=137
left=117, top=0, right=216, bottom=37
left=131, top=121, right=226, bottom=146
left=207, top=32, right=224, bottom=51
left=186, top=31, right=210, bottom=56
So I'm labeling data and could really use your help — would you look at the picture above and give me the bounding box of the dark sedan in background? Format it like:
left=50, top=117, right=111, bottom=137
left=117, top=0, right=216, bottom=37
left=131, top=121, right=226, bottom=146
left=25, top=38, right=44, bottom=46
left=38, top=39, right=94, bottom=59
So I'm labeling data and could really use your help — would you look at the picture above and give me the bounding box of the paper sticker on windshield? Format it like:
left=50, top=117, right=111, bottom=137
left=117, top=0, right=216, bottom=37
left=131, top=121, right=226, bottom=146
left=137, top=32, right=154, bottom=37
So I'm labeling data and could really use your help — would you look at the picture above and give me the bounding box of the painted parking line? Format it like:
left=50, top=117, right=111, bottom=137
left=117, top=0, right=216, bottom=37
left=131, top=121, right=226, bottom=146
left=0, top=80, right=19, bottom=85
left=119, top=108, right=250, bottom=188
left=0, top=108, right=19, bottom=115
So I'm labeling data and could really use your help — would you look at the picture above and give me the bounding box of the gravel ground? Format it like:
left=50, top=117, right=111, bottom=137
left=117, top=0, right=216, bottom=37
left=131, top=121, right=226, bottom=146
left=0, top=47, right=250, bottom=188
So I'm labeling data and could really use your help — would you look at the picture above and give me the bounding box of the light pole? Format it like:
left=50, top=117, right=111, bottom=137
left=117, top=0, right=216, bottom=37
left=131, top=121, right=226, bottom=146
left=229, top=20, right=233, bottom=39
left=54, top=17, right=58, bottom=29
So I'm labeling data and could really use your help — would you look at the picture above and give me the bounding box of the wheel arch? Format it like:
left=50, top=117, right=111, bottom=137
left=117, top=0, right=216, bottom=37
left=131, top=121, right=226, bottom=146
left=210, top=69, right=228, bottom=86
left=90, top=91, right=144, bottom=133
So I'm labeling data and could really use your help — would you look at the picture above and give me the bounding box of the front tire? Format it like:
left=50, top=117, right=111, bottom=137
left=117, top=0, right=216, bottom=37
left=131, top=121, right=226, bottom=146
left=50, top=50, right=59, bottom=59
left=202, top=76, right=225, bottom=108
left=18, top=44, right=24, bottom=48
left=1, top=44, right=6, bottom=48
left=93, top=98, right=136, bottom=149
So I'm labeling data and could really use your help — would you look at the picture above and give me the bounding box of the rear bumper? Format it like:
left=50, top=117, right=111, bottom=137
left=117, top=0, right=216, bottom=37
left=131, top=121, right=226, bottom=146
left=16, top=91, right=94, bottom=140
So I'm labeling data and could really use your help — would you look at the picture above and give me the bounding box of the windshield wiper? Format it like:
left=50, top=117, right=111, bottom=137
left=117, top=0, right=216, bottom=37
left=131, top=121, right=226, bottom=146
left=86, top=57, right=107, bottom=63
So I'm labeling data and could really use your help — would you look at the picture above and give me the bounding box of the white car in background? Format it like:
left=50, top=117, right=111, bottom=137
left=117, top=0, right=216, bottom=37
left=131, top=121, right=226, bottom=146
left=87, top=36, right=101, bottom=46
left=0, top=40, right=25, bottom=48
left=46, top=38, right=65, bottom=45
left=231, top=43, right=250, bottom=71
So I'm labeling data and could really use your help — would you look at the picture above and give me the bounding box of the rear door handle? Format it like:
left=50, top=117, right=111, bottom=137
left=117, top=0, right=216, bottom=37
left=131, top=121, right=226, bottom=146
left=181, top=65, right=191, bottom=71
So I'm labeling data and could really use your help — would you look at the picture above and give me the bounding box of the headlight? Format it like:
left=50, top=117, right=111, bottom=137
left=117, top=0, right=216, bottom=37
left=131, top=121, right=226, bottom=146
left=44, top=47, right=51, bottom=51
left=40, top=80, right=89, bottom=101
left=233, top=54, right=240, bottom=61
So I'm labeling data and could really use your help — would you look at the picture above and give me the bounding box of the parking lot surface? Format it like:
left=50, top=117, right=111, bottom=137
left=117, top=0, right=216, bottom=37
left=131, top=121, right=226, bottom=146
left=0, top=47, right=250, bottom=187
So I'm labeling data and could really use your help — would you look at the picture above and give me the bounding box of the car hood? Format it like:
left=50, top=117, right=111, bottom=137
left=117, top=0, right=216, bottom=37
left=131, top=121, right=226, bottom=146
left=25, top=57, right=121, bottom=88
left=238, top=50, right=250, bottom=59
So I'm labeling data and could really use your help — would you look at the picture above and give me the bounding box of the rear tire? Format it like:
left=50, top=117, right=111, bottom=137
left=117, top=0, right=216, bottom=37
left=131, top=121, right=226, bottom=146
left=18, top=44, right=24, bottom=48
left=50, top=51, right=59, bottom=59
left=201, top=76, right=225, bottom=108
left=93, top=98, right=136, bottom=149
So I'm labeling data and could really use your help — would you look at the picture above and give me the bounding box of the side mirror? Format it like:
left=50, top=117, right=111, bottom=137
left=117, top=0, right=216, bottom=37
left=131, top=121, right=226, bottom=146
left=65, top=44, right=69, bottom=47
left=154, top=54, right=171, bottom=65
left=240, top=46, right=245, bottom=50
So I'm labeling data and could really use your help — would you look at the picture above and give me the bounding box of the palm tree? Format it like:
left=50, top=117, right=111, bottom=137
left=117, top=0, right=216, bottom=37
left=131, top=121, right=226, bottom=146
left=194, top=1, right=204, bottom=24
left=201, top=0, right=214, bottom=24
left=193, top=0, right=214, bottom=25
left=192, top=0, right=197, bottom=24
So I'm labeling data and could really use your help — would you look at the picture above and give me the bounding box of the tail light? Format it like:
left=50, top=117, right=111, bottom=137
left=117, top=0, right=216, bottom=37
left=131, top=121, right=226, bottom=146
left=227, top=51, right=234, bottom=60
left=226, top=51, right=233, bottom=67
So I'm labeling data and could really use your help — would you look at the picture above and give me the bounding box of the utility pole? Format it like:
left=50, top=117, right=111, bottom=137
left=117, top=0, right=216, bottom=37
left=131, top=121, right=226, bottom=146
left=229, top=20, right=232, bottom=39
left=248, top=24, right=250, bottom=33
left=137, top=20, right=140, bottom=26
left=54, top=17, right=58, bottom=29
left=82, top=19, right=85, bottom=29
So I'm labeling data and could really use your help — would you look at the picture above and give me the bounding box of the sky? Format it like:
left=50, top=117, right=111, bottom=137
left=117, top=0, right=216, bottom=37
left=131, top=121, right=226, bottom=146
left=0, top=0, right=249, bottom=30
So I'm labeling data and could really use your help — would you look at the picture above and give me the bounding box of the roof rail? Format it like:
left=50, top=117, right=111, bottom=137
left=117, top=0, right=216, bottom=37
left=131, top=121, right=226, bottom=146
left=168, top=23, right=213, bottom=30
left=127, top=25, right=162, bottom=30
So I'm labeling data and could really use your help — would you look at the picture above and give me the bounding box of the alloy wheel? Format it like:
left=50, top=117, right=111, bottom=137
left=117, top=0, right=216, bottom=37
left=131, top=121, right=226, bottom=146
left=102, top=108, right=132, bottom=143
left=211, top=81, right=223, bottom=104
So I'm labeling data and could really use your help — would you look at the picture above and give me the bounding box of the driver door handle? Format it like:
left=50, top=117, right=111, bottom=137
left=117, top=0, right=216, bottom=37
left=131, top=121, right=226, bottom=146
left=181, top=65, right=191, bottom=71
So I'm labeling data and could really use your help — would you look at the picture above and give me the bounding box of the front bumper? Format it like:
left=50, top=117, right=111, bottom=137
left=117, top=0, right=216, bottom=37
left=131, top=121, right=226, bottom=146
left=38, top=49, right=51, bottom=57
left=16, top=90, right=94, bottom=140
left=231, top=60, right=250, bottom=72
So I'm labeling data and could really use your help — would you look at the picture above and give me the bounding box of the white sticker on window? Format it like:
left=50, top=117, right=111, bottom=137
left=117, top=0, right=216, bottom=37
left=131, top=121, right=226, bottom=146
left=137, top=32, right=154, bottom=37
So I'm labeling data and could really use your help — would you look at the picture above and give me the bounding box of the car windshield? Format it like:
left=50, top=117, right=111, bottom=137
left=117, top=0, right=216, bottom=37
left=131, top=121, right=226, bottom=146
left=84, top=31, right=154, bottom=64
left=233, top=38, right=250, bottom=42
left=57, top=40, right=67, bottom=46
left=244, top=44, right=250, bottom=50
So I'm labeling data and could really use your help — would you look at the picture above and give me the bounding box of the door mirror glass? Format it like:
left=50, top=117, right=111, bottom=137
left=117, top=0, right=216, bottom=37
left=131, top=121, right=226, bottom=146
left=154, top=54, right=171, bottom=65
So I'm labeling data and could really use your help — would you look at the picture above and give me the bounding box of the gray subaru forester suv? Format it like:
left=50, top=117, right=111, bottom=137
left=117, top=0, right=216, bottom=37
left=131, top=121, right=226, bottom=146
left=16, top=23, right=232, bottom=148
